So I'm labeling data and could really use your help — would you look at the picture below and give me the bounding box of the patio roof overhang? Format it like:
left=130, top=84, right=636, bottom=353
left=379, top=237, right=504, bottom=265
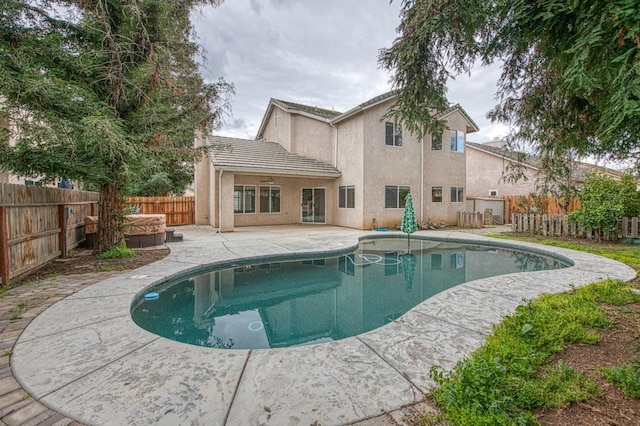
left=211, top=165, right=341, bottom=179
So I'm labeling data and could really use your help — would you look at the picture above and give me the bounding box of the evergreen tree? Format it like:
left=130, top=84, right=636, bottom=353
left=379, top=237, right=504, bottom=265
left=380, top=0, right=640, bottom=172
left=0, top=0, right=233, bottom=252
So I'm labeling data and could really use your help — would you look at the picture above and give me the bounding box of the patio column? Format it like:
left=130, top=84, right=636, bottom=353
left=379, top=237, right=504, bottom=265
left=219, top=171, right=235, bottom=232
left=194, top=149, right=210, bottom=225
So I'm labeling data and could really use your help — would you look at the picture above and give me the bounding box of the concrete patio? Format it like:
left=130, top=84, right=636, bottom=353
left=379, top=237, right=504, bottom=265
left=9, top=225, right=637, bottom=425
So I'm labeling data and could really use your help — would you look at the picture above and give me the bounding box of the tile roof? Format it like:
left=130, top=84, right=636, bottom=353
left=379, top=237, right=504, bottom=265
left=271, top=99, right=343, bottom=120
left=331, top=91, right=398, bottom=123
left=206, top=136, right=341, bottom=178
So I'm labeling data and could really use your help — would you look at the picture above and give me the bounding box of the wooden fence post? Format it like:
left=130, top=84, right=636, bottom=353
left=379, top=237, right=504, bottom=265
left=0, top=207, right=9, bottom=286
left=632, top=217, right=639, bottom=239
left=58, top=204, right=68, bottom=258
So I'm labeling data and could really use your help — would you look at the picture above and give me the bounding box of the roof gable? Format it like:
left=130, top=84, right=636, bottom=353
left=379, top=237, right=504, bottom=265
left=434, top=104, right=480, bottom=133
left=256, top=98, right=342, bottom=138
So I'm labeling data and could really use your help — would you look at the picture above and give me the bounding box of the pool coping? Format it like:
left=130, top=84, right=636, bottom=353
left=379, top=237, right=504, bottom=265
left=11, top=227, right=637, bottom=425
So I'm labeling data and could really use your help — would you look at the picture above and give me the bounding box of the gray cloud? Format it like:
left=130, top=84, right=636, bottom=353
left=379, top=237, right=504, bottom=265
left=193, top=0, right=504, bottom=142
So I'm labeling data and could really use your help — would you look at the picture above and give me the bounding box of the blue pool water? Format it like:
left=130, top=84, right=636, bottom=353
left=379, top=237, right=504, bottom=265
left=131, top=237, right=569, bottom=349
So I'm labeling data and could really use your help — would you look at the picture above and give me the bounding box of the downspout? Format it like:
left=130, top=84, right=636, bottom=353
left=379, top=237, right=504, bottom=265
left=420, top=134, right=425, bottom=222
left=218, top=168, right=223, bottom=230
left=330, top=121, right=338, bottom=167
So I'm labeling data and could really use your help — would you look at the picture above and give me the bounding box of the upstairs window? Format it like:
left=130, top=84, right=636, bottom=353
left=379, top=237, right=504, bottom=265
left=385, top=122, right=403, bottom=146
left=450, top=129, right=465, bottom=152
left=234, top=185, right=256, bottom=213
left=338, top=185, right=355, bottom=208
left=450, top=186, right=464, bottom=203
left=385, top=185, right=410, bottom=208
left=259, top=186, right=280, bottom=213
left=431, top=130, right=442, bottom=150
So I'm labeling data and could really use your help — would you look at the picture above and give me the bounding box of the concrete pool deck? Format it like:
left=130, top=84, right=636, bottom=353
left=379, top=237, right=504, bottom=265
left=10, top=225, right=637, bottom=426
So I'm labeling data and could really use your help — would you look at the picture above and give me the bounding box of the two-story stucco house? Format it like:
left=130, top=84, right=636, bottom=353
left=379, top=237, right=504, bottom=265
left=194, top=91, right=478, bottom=231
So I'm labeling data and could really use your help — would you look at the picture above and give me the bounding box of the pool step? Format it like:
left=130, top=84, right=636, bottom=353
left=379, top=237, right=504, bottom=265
left=165, top=228, right=184, bottom=242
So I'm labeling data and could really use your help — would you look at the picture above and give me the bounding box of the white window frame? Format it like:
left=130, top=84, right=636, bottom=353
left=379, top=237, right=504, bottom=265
left=385, top=122, right=403, bottom=147
left=338, top=185, right=355, bottom=209
left=450, top=186, right=464, bottom=203
left=450, top=129, right=465, bottom=152
left=259, top=185, right=281, bottom=213
left=385, top=185, right=410, bottom=209
left=234, top=185, right=256, bottom=214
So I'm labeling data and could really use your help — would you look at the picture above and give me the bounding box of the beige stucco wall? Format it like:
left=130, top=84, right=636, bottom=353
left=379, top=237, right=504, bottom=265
left=261, top=107, right=292, bottom=151
left=423, top=111, right=469, bottom=224
left=466, top=146, right=539, bottom=197
left=360, top=100, right=424, bottom=229
left=334, top=114, right=366, bottom=229
left=290, top=115, right=335, bottom=165
left=261, top=108, right=335, bottom=166
left=330, top=99, right=471, bottom=228
left=194, top=151, right=211, bottom=225
left=230, top=175, right=338, bottom=227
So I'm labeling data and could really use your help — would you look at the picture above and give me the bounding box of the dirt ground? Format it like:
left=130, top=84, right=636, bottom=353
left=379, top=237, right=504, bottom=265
left=18, top=239, right=640, bottom=425
left=24, top=245, right=169, bottom=279
left=533, top=296, right=640, bottom=425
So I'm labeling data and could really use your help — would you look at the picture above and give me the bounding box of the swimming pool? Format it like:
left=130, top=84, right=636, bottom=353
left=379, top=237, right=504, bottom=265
left=131, top=237, right=569, bottom=349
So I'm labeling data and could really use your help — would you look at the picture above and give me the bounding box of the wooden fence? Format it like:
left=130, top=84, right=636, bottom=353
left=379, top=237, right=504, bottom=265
left=511, top=213, right=640, bottom=241
left=126, top=196, right=195, bottom=226
left=457, top=211, right=484, bottom=228
left=0, top=183, right=99, bottom=286
left=503, top=195, right=581, bottom=220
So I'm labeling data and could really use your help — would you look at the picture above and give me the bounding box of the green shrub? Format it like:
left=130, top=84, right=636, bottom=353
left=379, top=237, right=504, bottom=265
left=570, top=172, right=640, bottom=236
left=602, top=362, right=640, bottom=398
left=97, top=241, right=135, bottom=259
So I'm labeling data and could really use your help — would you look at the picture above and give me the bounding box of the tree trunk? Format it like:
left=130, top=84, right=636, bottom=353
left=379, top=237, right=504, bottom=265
left=96, top=182, right=123, bottom=253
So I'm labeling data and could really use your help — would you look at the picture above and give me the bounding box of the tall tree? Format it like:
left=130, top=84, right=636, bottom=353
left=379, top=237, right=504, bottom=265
left=379, top=0, right=640, bottom=172
left=0, top=0, right=233, bottom=252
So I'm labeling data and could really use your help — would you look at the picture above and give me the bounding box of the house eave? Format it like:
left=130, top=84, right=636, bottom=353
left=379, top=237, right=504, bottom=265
left=331, top=91, right=398, bottom=124
left=436, top=104, right=480, bottom=133
left=212, top=164, right=341, bottom=179
left=256, top=100, right=334, bottom=139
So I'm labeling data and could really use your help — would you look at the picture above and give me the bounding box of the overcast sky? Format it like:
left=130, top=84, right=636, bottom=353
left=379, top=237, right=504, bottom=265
left=192, top=0, right=509, bottom=143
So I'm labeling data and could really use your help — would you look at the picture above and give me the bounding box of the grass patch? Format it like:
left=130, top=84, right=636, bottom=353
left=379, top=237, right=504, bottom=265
left=429, top=279, right=640, bottom=425
left=601, top=362, right=640, bottom=397
left=97, top=264, right=127, bottom=272
left=486, top=233, right=640, bottom=272
left=97, top=242, right=135, bottom=259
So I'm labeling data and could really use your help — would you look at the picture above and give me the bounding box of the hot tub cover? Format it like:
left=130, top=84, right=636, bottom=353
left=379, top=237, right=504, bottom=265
left=84, top=214, right=166, bottom=235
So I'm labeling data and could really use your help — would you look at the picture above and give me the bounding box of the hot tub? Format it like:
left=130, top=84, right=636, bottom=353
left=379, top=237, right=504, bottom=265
left=84, top=214, right=166, bottom=248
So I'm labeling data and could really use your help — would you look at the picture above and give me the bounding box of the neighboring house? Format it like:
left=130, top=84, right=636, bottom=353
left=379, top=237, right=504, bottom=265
left=466, top=139, right=625, bottom=222
left=466, top=139, right=624, bottom=199
left=195, top=91, right=479, bottom=231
